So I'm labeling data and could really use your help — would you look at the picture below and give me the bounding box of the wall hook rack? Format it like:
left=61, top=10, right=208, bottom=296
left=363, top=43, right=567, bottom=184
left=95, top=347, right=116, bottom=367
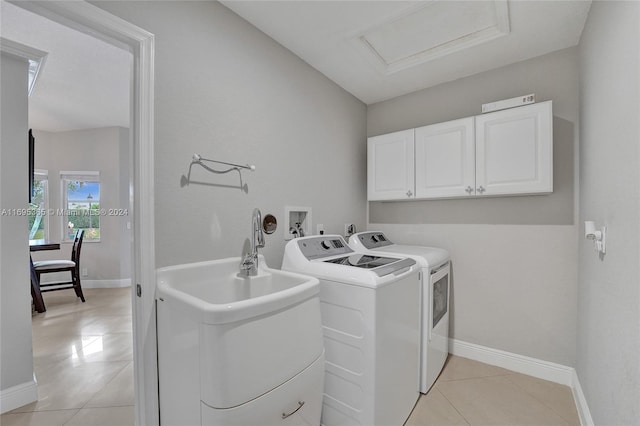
left=190, top=153, right=255, bottom=174
left=182, top=153, right=255, bottom=191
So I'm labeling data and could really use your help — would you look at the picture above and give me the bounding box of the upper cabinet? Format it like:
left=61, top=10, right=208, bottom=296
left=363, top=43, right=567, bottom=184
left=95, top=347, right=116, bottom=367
left=415, top=117, right=475, bottom=199
left=367, top=101, right=553, bottom=201
left=367, top=129, right=415, bottom=201
left=475, top=101, right=553, bottom=197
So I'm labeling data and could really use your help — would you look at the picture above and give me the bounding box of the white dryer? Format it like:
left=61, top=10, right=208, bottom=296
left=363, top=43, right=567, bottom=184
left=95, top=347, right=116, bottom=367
left=349, top=231, right=450, bottom=394
left=282, top=235, right=420, bottom=426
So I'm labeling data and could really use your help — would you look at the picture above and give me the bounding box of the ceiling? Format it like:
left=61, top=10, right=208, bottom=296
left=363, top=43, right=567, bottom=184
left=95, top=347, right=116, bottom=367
left=1, top=1, right=591, bottom=132
left=222, top=0, right=592, bottom=104
left=0, top=0, right=132, bottom=132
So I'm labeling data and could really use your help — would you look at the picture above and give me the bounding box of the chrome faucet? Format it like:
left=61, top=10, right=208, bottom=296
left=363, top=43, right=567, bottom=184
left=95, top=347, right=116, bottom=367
left=240, top=208, right=265, bottom=276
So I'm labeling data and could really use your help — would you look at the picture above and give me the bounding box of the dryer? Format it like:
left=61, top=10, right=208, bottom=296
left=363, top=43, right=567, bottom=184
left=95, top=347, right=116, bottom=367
left=349, top=231, right=450, bottom=393
left=282, top=235, right=420, bottom=426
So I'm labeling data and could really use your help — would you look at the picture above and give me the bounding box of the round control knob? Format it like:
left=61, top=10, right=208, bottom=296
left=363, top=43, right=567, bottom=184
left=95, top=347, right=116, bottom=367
left=321, top=241, right=332, bottom=250
left=371, top=235, right=379, bottom=243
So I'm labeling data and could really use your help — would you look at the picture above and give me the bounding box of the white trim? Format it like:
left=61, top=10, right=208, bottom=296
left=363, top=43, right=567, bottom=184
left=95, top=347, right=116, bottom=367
left=10, top=2, right=157, bottom=425
left=60, top=170, right=100, bottom=178
left=449, top=338, right=573, bottom=385
left=571, top=370, right=595, bottom=426
left=0, top=378, right=37, bottom=414
left=0, top=37, right=48, bottom=96
left=83, top=278, right=131, bottom=289
left=449, top=339, right=593, bottom=425
left=0, top=37, right=46, bottom=61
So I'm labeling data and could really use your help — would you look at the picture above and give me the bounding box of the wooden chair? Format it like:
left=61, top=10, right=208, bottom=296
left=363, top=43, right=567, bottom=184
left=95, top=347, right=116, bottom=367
left=33, top=229, right=86, bottom=302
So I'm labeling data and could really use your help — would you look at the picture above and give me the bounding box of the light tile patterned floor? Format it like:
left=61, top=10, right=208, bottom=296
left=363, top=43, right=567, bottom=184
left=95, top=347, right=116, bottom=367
left=406, top=356, right=581, bottom=426
left=2, top=288, right=135, bottom=426
left=3, top=288, right=580, bottom=426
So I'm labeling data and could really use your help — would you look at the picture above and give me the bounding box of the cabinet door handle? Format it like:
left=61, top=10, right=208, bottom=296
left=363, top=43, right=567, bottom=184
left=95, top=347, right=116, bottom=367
left=465, top=186, right=473, bottom=194
left=282, top=401, right=305, bottom=419
left=477, top=186, right=486, bottom=194
left=406, top=190, right=413, bottom=197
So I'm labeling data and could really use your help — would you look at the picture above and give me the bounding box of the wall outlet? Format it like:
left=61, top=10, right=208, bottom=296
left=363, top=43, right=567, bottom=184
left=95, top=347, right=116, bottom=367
left=81, top=268, right=88, bottom=277
left=316, top=224, right=324, bottom=235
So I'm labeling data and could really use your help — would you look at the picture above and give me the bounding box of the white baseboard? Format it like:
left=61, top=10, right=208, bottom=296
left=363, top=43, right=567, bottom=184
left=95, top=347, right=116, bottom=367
left=449, top=338, right=593, bottom=426
left=0, top=378, right=37, bottom=414
left=571, top=369, right=595, bottom=426
left=82, top=278, right=131, bottom=289
left=449, top=338, right=574, bottom=385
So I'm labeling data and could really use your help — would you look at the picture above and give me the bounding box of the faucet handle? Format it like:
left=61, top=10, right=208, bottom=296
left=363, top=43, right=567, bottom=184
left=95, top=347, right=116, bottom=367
left=240, top=253, right=254, bottom=268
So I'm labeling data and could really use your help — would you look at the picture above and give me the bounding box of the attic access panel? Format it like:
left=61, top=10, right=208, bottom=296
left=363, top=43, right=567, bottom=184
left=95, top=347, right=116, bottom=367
left=355, top=0, right=510, bottom=74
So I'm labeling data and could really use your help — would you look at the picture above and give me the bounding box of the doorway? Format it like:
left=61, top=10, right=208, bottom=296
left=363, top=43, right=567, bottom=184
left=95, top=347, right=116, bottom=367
left=3, top=1, right=156, bottom=424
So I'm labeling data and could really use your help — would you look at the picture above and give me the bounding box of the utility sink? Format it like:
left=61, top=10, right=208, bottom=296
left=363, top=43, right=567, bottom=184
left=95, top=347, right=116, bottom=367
left=156, top=255, right=319, bottom=324
left=156, top=256, right=324, bottom=425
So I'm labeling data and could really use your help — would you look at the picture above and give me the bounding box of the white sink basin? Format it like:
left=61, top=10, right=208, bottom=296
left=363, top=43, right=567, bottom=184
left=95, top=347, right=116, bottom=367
left=156, top=255, right=319, bottom=324
left=156, top=255, right=324, bottom=422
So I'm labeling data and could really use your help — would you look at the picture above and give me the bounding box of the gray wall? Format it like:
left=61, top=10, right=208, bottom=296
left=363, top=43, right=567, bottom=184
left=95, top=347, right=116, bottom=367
left=0, top=52, right=35, bottom=401
left=577, top=2, right=640, bottom=424
left=92, top=0, right=367, bottom=269
left=31, top=127, right=131, bottom=283
left=367, top=48, right=579, bottom=366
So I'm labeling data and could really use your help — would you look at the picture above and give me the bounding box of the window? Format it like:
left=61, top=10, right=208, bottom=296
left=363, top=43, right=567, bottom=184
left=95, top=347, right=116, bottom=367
left=61, top=172, right=100, bottom=242
left=28, top=170, right=48, bottom=240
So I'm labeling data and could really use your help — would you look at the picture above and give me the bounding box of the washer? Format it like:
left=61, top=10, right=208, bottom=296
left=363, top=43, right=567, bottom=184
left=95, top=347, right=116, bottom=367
left=348, top=231, right=451, bottom=394
left=282, top=235, right=420, bottom=426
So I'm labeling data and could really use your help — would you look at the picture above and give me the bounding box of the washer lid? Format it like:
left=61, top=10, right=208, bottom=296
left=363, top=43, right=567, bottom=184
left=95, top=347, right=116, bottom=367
left=323, top=254, right=415, bottom=277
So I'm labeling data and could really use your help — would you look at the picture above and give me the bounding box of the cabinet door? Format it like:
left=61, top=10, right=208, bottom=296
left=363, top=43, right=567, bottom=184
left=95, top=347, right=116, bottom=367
left=367, top=129, right=415, bottom=200
left=415, top=117, right=475, bottom=199
left=475, top=101, right=553, bottom=196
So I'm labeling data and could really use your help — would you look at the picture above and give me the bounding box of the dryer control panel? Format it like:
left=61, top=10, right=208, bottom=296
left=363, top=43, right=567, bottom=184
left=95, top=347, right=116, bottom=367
left=355, top=231, right=394, bottom=249
left=297, top=236, right=354, bottom=260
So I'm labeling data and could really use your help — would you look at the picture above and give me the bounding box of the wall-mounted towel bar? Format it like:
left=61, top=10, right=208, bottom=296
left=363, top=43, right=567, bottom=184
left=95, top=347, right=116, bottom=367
left=182, top=153, right=254, bottom=192
left=191, top=153, right=255, bottom=174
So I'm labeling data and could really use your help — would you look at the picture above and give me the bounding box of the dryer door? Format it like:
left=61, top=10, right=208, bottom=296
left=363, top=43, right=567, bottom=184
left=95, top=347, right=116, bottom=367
left=425, top=261, right=450, bottom=392
left=430, top=263, right=450, bottom=334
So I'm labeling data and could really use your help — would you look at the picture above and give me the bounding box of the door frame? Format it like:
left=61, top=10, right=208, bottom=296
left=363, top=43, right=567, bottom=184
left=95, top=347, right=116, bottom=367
left=10, top=1, right=158, bottom=424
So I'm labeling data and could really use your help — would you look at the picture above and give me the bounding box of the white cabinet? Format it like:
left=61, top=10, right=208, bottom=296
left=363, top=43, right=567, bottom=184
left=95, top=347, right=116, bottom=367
left=475, top=101, right=553, bottom=196
left=367, top=101, right=553, bottom=201
left=415, top=117, right=475, bottom=198
left=367, top=129, right=415, bottom=200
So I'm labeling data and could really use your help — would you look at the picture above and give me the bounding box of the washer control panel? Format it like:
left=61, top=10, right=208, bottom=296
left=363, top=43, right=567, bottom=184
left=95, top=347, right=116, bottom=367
left=297, top=236, right=354, bottom=260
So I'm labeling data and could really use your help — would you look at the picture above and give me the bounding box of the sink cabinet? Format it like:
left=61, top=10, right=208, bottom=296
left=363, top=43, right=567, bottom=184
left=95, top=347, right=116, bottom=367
left=156, top=257, right=324, bottom=426
left=367, top=101, right=553, bottom=200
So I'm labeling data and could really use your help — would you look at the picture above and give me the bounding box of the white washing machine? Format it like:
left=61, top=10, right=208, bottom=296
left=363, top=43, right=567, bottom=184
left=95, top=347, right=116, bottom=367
left=349, top=231, right=451, bottom=394
left=282, top=235, right=421, bottom=426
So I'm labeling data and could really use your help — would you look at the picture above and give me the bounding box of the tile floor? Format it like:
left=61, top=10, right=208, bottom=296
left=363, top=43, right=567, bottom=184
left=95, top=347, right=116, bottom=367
left=2, top=288, right=135, bottom=426
left=406, top=357, right=581, bottom=426
left=2, top=287, right=581, bottom=426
